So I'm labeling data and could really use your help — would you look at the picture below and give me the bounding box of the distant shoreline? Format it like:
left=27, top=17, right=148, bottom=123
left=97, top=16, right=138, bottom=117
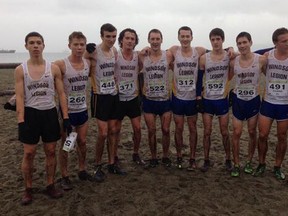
left=0, top=63, right=20, bottom=69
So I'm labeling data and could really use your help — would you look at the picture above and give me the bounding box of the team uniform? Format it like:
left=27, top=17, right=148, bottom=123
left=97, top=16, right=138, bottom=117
left=90, top=45, right=118, bottom=121
left=142, top=51, right=171, bottom=116
left=232, top=54, right=261, bottom=121
left=171, top=47, right=198, bottom=116
left=203, top=52, right=230, bottom=116
left=115, top=50, right=141, bottom=120
left=62, top=58, right=90, bottom=126
left=19, top=61, right=60, bottom=144
left=260, top=49, right=288, bottom=121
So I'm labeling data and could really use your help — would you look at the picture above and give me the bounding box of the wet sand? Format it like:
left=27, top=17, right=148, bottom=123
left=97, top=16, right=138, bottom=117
left=1, top=69, right=288, bottom=216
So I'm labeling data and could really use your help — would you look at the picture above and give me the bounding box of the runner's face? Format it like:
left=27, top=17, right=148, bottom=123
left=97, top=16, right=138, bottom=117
left=148, top=32, right=162, bottom=51
left=178, top=30, right=192, bottom=48
left=237, top=37, right=252, bottom=55
left=102, top=30, right=117, bottom=48
left=25, top=36, right=44, bottom=57
left=122, top=32, right=136, bottom=50
left=275, top=33, right=288, bottom=52
left=210, top=35, right=223, bottom=51
left=69, top=38, right=86, bottom=57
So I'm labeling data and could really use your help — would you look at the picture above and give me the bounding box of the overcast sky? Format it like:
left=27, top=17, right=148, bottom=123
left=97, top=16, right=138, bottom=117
left=1, top=0, right=287, bottom=52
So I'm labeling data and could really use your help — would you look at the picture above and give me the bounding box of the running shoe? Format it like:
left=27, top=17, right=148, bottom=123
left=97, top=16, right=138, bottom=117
left=244, top=161, right=253, bottom=174
left=225, top=159, right=233, bottom=171
left=132, top=153, right=146, bottom=165
left=273, top=166, right=285, bottom=180
left=107, top=164, right=127, bottom=175
left=231, top=165, right=240, bottom=177
left=114, top=156, right=120, bottom=166
left=176, top=157, right=183, bottom=169
left=46, top=184, right=63, bottom=199
left=252, top=164, right=266, bottom=177
left=187, top=159, right=197, bottom=171
left=162, top=157, right=172, bottom=167
left=60, top=176, right=73, bottom=190
left=92, top=165, right=106, bottom=182
left=78, top=170, right=93, bottom=181
left=201, top=160, right=211, bottom=172
left=149, top=158, right=159, bottom=168
left=21, top=188, right=33, bottom=205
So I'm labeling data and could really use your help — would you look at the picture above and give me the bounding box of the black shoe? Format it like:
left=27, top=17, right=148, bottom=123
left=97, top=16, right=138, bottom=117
left=162, top=157, right=172, bottom=167
left=176, top=157, right=183, bottom=169
left=225, top=159, right=233, bottom=172
left=107, top=164, right=127, bottom=175
left=92, top=165, right=106, bottom=182
left=60, top=176, right=73, bottom=190
left=201, top=160, right=212, bottom=172
left=78, top=170, right=93, bottom=181
left=149, top=159, right=159, bottom=168
left=21, top=188, right=33, bottom=205
left=114, top=156, right=120, bottom=166
left=46, top=184, right=63, bottom=199
left=132, top=153, right=146, bottom=165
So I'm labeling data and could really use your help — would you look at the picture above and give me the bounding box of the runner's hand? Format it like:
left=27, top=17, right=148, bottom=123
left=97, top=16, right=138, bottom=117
left=86, top=43, right=96, bottom=53
left=63, top=119, right=72, bottom=135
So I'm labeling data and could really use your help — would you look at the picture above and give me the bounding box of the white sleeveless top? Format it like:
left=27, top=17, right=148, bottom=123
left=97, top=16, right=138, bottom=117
left=142, top=51, right=170, bottom=101
left=263, top=49, right=288, bottom=104
left=23, top=61, right=55, bottom=110
left=63, top=58, right=90, bottom=113
left=203, top=52, right=230, bottom=100
left=115, top=50, right=139, bottom=101
left=92, top=45, right=117, bottom=95
left=172, top=47, right=199, bottom=100
left=233, top=54, right=261, bottom=101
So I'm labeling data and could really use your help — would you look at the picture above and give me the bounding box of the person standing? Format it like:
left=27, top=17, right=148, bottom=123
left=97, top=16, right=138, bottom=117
left=229, top=32, right=267, bottom=177
left=15, top=32, right=71, bottom=205
left=197, top=28, right=232, bottom=172
left=139, top=29, right=173, bottom=167
left=55, top=31, right=92, bottom=190
left=86, top=23, right=126, bottom=182
left=253, top=27, right=288, bottom=180
left=114, top=28, right=145, bottom=166
left=169, top=26, right=207, bottom=170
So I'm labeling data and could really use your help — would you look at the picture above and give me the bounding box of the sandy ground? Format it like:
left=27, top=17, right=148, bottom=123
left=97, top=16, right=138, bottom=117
left=1, top=68, right=288, bottom=216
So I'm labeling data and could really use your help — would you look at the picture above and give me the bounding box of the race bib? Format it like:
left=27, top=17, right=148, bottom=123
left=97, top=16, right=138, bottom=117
left=206, top=80, right=224, bottom=97
left=268, top=81, right=288, bottom=98
left=100, top=78, right=116, bottom=94
left=68, top=93, right=86, bottom=107
left=177, top=76, right=195, bottom=91
left=148, top=80, right=167, bottom=96
left=119, top=80, right=135, bottom=94
left=236, top=85, right=256, bottom=100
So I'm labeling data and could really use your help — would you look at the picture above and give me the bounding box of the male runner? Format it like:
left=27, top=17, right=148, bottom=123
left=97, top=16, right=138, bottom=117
left=114, top=28, right=145, bottom=166
left=253, top=27, right=288, bottom=180
left=197, top=28, right=232, bottom=172
left=55, top=31, right=92, bottom=190
left=229, top=32, right=267, bottom=177
left=139, top=29, right=173, bottom=167
left=86, top=23, right=126, bottom=182
left=15, top=32, right=71, bottom=205
left=169, top=26, right=207, bottom=170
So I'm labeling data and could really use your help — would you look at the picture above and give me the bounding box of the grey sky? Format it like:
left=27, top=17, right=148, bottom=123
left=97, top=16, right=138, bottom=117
left=1, top=0, right=287, bottom=52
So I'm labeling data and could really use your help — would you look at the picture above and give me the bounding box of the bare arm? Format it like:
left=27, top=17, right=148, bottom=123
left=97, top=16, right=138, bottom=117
left=14, top=65, right=25, bottom=123
left=52, top=63, right=69, bottom=119
left=53, top=59, right=65, bottom=76
left=259, top=54, right=268, bottom=74
left=228, top=59, right=235, bottom=81
left=166, top=49, right=174, bottom=70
